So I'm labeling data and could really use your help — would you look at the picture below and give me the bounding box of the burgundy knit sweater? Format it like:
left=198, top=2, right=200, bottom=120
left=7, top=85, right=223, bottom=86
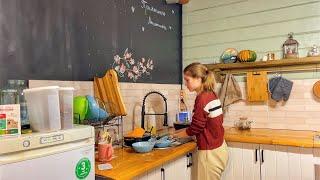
left=186, top=91, right=224, bottom=150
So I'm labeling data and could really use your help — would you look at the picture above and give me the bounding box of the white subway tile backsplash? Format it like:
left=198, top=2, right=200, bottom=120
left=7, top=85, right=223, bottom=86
left=305, top=105, right=320, bottom=112
left=310, top=124, right=320, bottom=131
left=305, top=118, right=320, bottom=125
left=227, top=104, right=250, bottom=111
left=268, top=111, right=285, bottom=118
left=251, top=122, right=268, bottom=129
left=265, top=123, right=289, bottom=130
left=283, top=105, right=306, bottom=111
left=284, top=111, right=309, bottom=118
left=29, top=80, right=181, bottom=133
left=29, top=79, right=320, bottom=131
left=211, top=79, right=320, bottom=130
left=286, top=124, right=311, bottom=131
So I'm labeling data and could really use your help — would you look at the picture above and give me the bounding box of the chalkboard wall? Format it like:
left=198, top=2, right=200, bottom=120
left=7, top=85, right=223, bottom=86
left=0, top=0, right=182, bottom=85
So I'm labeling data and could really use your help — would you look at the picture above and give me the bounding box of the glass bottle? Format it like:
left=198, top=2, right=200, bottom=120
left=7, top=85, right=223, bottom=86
left=179, top=90, right=188, bottom=112
left=177, top=90, right=190, bottom=123
left=16, top=80, right=29, bottom=128
left=0, top=80, right=18, bottom=105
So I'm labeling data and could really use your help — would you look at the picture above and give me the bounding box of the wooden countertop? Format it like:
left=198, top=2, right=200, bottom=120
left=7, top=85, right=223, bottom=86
left=224, top=127, right=320, bottom=148
left=95, top=127, right=320, bottom=179
left=95, top=142, right=196, bottom=180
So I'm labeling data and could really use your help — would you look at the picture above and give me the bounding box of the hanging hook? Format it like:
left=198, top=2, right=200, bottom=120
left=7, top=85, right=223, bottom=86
left=273, top=71, right=280, bottom=77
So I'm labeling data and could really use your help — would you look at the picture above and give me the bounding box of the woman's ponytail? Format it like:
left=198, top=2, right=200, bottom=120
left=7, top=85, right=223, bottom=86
left=202, top=70, right=216, bottom=92
left=184, top=62, right=216, bottom=92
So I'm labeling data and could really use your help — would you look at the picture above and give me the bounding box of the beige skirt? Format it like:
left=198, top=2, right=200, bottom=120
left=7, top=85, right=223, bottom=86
left=195, top=141, right=229, bottom=180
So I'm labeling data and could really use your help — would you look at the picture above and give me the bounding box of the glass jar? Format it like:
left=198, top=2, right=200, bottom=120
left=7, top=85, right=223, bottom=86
left=16, top=80, right=29, bottom=127
left=0, top=80, right=18, bottom=105
left=1, top=80, right=29, bottom=128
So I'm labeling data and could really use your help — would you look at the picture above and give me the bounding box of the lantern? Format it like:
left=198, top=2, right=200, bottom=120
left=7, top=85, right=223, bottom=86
left=282, top=32, right=299, bottom=59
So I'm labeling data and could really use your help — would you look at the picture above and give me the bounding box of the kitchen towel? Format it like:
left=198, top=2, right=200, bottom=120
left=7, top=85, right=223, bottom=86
left=268, top=76, right=293, bottom=101
left=268, top=76, right=281, bottom=94
left=219, top=73, right=242, bottom=110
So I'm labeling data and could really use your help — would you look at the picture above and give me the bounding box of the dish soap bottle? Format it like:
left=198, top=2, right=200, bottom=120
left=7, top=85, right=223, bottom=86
left=147, top=107, right=157, bottom=135
left=177, top=90, right=190, bottom=123
left=179, top=90, right=188, bottom=112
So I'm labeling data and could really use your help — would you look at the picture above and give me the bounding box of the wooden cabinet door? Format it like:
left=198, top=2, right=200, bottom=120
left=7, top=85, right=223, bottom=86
left=175, top=155, right=190, bottom=180
left=222, top=142, right=260, bottom=180
left=186, top=152, right=195, bottom=180
left=163, top=155, right=193, bottom=180
left=260, top=145, right=314, bottom=180
left=299, top=147, right=314, bottom=180
left=285, top=146, right=314, bottom=180
left=134, top=168, right=162, bottom=180
left=136, top=154, right=193, bottom=180
left=148, top=168, right=162, bottom=180
left=162, top=161, right=174, bottom=180
left=191, top=151, right=198, bottom=180
left=260, top=144, right=277, bottom=180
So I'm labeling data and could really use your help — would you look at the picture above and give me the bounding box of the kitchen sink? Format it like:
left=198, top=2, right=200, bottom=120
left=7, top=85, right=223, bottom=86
left=170, top=137, right=194, bottom=147
left=153, top=146, right=173, bottom=150
left=151, top=136, right=194, bottom=150
left=174, top=137, right=193, bottom=144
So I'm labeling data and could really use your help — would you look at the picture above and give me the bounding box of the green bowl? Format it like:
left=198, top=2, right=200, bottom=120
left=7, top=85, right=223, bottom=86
left=73, top=96, right=88, bottom=123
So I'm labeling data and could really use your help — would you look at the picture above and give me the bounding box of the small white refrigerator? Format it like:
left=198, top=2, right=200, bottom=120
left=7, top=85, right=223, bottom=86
left=0, top=125, right=95, bottom=180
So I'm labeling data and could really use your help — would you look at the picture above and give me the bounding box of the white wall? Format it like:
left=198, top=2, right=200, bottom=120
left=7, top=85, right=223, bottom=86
left=182, top=0, right=320, bottom=131
left=183, top=0, right=320, bottom=66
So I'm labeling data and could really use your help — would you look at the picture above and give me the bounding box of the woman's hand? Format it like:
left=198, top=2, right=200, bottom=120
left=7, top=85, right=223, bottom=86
left=172, top=128, right=189, bottom=138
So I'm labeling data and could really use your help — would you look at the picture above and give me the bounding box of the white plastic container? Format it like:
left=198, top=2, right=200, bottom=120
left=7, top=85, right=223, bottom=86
left=23, top=86, right=61, bottom=132
left=59, top=87, right=74, bottom=129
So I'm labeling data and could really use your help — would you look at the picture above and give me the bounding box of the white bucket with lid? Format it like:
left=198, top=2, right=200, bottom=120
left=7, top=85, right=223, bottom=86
left=23, top=86, right=61, bottom=132
left=59, top=87, right=74, bottom=129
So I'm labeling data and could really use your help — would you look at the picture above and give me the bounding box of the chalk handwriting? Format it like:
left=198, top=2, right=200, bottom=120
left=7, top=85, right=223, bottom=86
left=141, top=0, right=166, bottom=16
left=148, top=16, right=167, bottom=31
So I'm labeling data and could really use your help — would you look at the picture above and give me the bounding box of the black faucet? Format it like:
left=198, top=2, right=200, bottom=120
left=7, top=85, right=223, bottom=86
left=141, top=91, right=168, bottom=129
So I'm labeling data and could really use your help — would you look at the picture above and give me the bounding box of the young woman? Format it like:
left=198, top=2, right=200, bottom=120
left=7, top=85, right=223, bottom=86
left=174, top=62, right=228, bottom=180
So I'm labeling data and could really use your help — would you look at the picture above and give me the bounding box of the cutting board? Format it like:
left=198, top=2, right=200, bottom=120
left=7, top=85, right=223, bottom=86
left=94, top=69, right=127, bottom=116
left=247, top=71, right=268, bottom=102
left=313, top=80, right=320, bottom=98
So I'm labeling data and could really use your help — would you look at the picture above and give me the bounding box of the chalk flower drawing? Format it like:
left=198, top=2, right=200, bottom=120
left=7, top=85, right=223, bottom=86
left=112, top=48, right=154, bottom=82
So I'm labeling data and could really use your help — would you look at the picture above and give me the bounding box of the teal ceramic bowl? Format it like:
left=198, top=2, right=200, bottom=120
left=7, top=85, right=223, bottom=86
left=155, top=139, right=171, bottom=148
left=86, top=95, right=108, bottom=121
left=132, top=142, right=155, bottom=153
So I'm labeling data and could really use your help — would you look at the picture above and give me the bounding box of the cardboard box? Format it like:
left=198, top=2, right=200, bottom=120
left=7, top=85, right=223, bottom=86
left=0, top=104, right=21, bottom=136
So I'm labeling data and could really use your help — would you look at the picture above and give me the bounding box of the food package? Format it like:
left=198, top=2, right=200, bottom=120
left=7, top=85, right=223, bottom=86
left=0, top=104, right=21, bottom=136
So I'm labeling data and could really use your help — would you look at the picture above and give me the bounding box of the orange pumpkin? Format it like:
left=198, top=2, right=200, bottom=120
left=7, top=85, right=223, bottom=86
left=179, top=0, right=189, bottom=4
left=237, top=50, right=257, bottom=62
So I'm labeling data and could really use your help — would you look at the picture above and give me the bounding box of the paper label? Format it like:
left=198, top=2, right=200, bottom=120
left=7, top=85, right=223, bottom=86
left=0, top=105, right=20, bottom=136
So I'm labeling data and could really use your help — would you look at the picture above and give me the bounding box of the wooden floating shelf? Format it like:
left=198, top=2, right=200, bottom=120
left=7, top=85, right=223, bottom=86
left=205, top=56, right=320, bottom=74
